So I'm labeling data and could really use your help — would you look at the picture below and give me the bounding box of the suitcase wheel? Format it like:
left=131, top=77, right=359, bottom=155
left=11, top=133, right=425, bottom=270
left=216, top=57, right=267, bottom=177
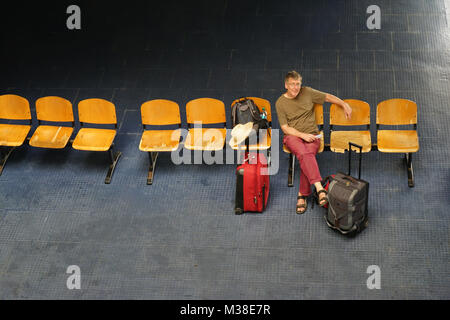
left=361, top=216, right=369, bottom=230
left=235, top=208, right=243, bottom=215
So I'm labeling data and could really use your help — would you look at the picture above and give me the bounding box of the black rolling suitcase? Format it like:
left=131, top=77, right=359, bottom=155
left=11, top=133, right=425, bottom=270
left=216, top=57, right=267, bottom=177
left=325, top=142, right=369, bottom=236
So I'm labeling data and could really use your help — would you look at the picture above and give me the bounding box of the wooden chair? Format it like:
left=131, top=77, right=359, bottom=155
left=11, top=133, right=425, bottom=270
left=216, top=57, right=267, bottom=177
left=184, top=98, right=227, bottom=151
left=139, top=99, right=181, bottom=185
left=377, top=99, right=419, bottom=187
left=29, top=96, right=75, bottom=149
left=72, top=98, right=122, bottom=184
left=284, top=104, right=324, bottom=187
left=330, top=99, right=372, bottom=153
left=0, top=94, right=32, bottom=176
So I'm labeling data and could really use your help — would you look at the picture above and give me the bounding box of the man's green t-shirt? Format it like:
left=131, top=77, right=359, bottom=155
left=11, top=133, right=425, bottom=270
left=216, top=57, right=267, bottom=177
left=275, top=86, right=326, bottom=135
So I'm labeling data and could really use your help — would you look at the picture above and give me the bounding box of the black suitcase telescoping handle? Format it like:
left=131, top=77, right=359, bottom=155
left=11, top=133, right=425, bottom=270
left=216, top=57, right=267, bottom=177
left=348, top=142, right=362, bottom=179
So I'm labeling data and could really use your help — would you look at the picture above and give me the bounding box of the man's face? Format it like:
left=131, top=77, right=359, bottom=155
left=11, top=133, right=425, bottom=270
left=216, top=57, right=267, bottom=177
left=285, top=77, right=302, bottom=98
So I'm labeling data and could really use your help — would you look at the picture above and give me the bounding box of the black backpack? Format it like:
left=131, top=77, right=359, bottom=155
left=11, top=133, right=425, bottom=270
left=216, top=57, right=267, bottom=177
left=231, top=98, right=270, bottom=134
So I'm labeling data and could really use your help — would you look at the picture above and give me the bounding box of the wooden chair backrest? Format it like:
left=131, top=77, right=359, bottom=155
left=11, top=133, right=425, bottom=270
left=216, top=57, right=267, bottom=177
left=78, top=98, right=117, bottom=125
left=141, top=99, right=181, bottom=126
left=377, top=99, right=417, bottom=125
left=330, top=99, right=370, bottom=126
left=36, top=96, right=74, bottom=122
left=314, top=104, right=323, bottom=126
left=0, top=94, right=31, bottom=120
left=186, top=98, right=226, bottom=125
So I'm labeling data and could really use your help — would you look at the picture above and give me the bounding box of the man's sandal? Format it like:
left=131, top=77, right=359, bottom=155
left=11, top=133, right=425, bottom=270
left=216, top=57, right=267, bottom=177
left=296, top=195, right=308, bottom=214
left=316, top=189, right=328, bottom=207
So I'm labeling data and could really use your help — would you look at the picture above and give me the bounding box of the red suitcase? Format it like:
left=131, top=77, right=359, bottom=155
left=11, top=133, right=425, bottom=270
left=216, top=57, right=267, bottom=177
left=235, top=152, right=270, bottom=214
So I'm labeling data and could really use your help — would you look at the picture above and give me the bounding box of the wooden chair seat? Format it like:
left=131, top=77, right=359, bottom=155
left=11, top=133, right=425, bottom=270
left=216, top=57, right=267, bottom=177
left=0, top=124, right=31, bottom=147
left=330, top=131, right=371, bottom=153
left=29, top=125, right=73, bottom=149
left=139, top=129, right=181, bottom=152
left=230, top=128, right=271, bottom=151
left=72, top=128, right=117, bottom=152
left=377, top=130, right=419, bottom=153
left=184, top=128, right=227, bottom=151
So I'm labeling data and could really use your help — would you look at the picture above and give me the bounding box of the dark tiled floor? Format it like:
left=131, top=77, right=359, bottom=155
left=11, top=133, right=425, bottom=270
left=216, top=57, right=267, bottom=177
left=0, top=0, right=449, bottom=299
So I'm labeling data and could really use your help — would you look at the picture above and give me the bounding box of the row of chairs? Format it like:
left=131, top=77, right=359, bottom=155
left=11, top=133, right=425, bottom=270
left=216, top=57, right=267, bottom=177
left=0, top=95, right=121, bottom=184
left=0, top=95, right=271, bottom=185
left=0, top=95, right=419, bottom=187
left=285, top=99, right=419, bottom=187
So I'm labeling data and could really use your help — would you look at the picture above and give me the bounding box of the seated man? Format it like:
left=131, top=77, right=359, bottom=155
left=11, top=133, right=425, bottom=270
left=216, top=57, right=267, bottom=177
left=276, top=71, right=352, bottom=214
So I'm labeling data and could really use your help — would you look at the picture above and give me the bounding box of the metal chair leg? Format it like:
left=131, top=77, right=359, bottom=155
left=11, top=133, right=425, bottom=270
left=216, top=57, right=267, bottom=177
left=288, top=153, right=295, bottom=187
left=147, top=152, right=159, bottom=185
left=105, top=144, right=122, bottom=184
left=405, top=153, right=414, bottom=188
left=0, top=147, right=15, bottom=176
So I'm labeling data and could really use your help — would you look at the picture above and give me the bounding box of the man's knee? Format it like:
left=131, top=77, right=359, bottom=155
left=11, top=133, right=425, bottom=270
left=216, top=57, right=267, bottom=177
left=297, top=152, right=316, bottom=164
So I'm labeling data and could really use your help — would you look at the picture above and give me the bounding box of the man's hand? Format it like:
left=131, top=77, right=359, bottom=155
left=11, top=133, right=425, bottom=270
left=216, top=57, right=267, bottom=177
left=325, top=93, right=352, bottom=120
left=301, top=133, right=318, bottom=143
left=342, top=102, right=352, bottom=120
left=282, top=124, right=319, bottom=143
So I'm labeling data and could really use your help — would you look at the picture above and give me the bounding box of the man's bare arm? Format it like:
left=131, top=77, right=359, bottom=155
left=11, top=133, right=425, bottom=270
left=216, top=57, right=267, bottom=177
left=281, top=124, right=317, bottom=143
left=325, top=93, right=352, bottom=119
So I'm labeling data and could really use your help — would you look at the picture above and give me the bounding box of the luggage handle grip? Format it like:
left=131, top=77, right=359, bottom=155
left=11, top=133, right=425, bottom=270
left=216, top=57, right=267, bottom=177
left=347, top=142, right=362, bottom=179
left=342, top=175, right=358, bottom=184
left=348, top=142, right=362, bottom=152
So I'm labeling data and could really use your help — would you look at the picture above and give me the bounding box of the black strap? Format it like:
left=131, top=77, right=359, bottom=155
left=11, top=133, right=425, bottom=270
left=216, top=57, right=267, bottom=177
left=321, top=175, right=333, bottom=188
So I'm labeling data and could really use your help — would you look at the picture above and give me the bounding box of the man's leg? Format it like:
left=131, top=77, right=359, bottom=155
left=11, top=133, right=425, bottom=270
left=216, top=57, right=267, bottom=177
left=298, top=164, right=311, bottom=195
left=284, top=135, right=321, bottom=196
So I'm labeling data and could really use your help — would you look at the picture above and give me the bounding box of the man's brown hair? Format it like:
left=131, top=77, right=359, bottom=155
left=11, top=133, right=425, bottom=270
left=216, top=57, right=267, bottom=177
left=284, top=70, right=302, bottom=83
